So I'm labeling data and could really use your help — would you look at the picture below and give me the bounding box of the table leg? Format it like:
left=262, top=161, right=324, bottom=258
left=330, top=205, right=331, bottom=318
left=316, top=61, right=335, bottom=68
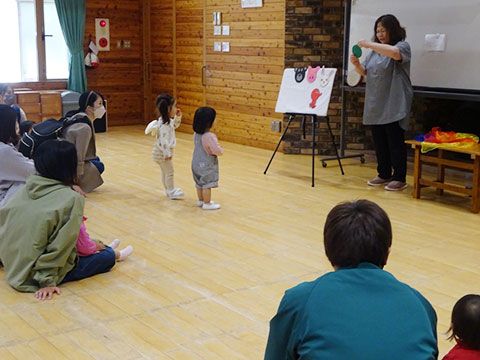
left=436, top=149, right=445, bottom=195
left=471, top=156, right=480, bottom=213
left=413, top=145, right=422, bottom=199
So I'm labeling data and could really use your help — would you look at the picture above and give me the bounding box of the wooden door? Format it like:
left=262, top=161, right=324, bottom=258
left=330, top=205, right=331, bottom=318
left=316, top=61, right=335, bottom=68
left=175, top=0, right=206, bottom=132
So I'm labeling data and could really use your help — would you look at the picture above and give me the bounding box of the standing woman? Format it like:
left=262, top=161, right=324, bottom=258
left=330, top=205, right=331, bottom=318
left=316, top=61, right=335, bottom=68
left=350, top=14, right=413, bottom=191
left=62, top=91, right=105, bottom=193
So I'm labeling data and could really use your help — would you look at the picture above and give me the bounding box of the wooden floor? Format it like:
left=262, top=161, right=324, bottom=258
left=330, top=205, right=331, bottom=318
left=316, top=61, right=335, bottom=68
left=1, top=125, right=479, bottom=359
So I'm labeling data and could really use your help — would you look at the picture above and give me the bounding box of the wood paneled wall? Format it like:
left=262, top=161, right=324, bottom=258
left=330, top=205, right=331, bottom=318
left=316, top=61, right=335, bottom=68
left=151, top=0, right=174, bottom=117
left=85, top=0, right=144, bottom=126
left=149, top=0, right=285, bottom=150
left=86, top=0, right=285, bottom=148
left=204, top=0, right=285, bottom=150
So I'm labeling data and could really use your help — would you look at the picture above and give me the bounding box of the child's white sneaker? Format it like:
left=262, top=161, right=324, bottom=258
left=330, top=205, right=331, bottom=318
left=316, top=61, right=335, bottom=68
left=196, top=200, right=204, bottom=207
left=166, top=188, right=184, bottom=199
left=202, top=201, right=221, bottom=210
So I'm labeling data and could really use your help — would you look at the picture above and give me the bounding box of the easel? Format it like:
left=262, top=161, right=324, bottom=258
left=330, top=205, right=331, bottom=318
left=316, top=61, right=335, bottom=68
left=264, top=113, right=344, bottom=187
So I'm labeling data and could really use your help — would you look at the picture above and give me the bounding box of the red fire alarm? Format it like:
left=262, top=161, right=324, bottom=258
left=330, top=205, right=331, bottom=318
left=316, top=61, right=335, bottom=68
left=99, top=38, right=108, bottom=47
left=95, top=18, right=110, bottom=51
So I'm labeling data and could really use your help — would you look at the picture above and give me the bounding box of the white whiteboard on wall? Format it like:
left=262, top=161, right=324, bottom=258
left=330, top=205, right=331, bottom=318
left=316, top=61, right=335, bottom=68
left=275, top=67, right=337, bottom=116
left=348, top=0, right=480, bottom=91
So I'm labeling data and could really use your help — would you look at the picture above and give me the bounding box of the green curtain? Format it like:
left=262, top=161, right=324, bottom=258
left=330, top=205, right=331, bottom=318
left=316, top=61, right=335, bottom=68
left=55, top=0, right=87, bottom=93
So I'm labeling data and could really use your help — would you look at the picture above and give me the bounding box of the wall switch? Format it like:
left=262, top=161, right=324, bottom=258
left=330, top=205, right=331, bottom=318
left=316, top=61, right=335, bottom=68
left=124, top=40, right=131, bottom=48
left=271, top=120, right=281, bottom=132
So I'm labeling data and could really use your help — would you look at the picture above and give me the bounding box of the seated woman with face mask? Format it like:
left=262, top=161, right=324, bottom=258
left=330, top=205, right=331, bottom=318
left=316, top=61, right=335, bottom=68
left=0, top=83, right=27, bottom=124
left=62, top=91, right=106, bottom=193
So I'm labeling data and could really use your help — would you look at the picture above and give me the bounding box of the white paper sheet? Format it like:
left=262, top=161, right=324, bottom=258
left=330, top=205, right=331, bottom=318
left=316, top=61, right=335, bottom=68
left=424, top=33, right=446, bottom=52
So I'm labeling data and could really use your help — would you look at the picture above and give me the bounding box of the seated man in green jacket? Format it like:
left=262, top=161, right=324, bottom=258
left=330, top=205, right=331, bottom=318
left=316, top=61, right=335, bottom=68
left=0, top=140, right=116, bottom=300
left=265, top=200, right=438, bottom=360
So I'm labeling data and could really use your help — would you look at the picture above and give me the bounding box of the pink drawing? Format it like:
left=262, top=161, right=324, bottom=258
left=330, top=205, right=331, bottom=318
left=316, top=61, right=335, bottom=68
left=310, top=89, right=322, bottom=108
left=307, top=66, right=320, bottom=83
left=319, top=66, right=334, bottom=87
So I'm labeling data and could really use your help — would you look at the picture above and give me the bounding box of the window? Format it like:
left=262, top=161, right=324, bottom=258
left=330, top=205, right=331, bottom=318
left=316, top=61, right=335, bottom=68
left=0, top=0, right=70, bottom=82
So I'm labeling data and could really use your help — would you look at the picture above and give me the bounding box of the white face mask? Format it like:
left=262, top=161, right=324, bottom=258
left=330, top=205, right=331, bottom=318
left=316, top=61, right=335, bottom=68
left=94, top=105, right=106, bottom=119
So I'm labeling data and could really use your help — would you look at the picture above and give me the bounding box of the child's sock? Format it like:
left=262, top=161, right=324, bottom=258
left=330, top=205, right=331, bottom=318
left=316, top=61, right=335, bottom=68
left=118, top=245, right=133, bottom=261
left=109, top=239, right=120, bottom=249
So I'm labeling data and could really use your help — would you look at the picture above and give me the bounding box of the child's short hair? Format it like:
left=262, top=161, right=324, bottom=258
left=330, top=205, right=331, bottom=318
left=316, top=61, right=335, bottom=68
left=34, top=139, right=78, bottom=186
left=323, top=200, right=392, bottom=268
left=19, top=120, right=35, bottom=136
left=0, top=104, right=19, bottom=144
left=193, top=106, right=216, bottom=134
left=155, top=93, right=175, bottom=124
left=448, top=294, right=480, bottom=350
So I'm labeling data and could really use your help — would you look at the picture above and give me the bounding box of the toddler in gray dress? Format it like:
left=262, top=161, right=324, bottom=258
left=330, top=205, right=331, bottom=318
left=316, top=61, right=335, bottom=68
left=191, top=107, right=223, bottom=210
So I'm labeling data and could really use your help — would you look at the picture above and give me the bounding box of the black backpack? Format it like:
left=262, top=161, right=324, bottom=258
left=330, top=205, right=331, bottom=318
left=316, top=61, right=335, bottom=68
left=19, top=113, right=91, bottom=158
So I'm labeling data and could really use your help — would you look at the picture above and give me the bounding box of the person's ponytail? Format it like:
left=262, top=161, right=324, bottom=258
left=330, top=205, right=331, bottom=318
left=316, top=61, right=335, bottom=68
left=155, top=94, right=175, bottom=124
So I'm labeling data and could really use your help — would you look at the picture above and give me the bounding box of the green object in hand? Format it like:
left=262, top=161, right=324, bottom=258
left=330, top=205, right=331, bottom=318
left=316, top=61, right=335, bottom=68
left=352, top=45, right=362, bottom=58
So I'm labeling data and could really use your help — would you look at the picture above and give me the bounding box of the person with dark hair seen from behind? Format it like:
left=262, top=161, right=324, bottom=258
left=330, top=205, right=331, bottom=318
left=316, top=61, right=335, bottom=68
left=0, top=140, right=131, bottom=300
left=192, top=106, right=223, bottom=210
left=145, top=93, right=184, bottom=199
left=265, top=200, right=438, bottom=360
left=0, top=105, right=35, bottom=208
left=62, top=90, right=105, bottom=193
left=443, top=294, right=480, bottom=359
left=0, top=83, right=27, bottom=125
left=350, top=14, right=413, bottom=191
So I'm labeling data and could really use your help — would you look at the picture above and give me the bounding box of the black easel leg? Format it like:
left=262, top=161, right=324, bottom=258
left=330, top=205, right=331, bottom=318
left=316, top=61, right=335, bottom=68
left=312, top=115, right=316, bottom=187
left=264, top=115, right=294, bottom=174
left=326, top=116, right=344, bottom=175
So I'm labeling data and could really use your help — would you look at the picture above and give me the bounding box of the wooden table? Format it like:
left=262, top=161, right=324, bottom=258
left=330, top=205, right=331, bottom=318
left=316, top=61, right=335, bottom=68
left=405, top=139, right=480, bottom=213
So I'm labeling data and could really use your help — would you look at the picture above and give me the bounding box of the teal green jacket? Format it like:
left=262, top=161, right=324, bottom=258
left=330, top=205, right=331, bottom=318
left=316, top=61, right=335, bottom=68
left=265, top=263, right=438, bottom=360
left=0, top=175, right=84, bottom=292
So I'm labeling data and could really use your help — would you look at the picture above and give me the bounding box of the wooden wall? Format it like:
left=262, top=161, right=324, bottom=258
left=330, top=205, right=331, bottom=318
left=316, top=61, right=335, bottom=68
left=151, top=0, right=174, bottom=112
left=85, top=0, right=144, bottom=126
left=203, top=0, right=285, bottom=150
left=83, top=0, right=285, bottom=149
left=149, top=0, right=286, bottom=150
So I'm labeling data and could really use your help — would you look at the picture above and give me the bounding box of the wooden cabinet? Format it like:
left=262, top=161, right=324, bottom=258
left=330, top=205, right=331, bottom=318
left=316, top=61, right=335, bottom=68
left=15, top=90, right=63, bottom=123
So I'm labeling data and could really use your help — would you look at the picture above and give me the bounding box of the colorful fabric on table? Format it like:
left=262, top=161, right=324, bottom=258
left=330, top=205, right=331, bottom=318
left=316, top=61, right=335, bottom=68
left=421, top=127, right=479, bottom=153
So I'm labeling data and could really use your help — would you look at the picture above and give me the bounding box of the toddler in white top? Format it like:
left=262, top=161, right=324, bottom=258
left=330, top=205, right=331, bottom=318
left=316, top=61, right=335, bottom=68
left=145, top=94, right=183, bottom=199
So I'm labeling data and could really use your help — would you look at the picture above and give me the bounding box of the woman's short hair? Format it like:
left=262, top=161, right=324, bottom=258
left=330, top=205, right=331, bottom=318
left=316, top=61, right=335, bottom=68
left=0, top=104, right=19, bottom=143
left=193, top=106, right=216, bottom=134
left=324, top=200, right=392, bottom=268
left=33, top=139, right=78, bottom=186
left=374, top=14, right=406, bottom=45
left=448, top=294, right=480, bottom=350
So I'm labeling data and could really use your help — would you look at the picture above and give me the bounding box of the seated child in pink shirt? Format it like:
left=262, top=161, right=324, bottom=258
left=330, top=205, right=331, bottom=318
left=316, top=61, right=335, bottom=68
left=77, top=217, right=133, bottom=260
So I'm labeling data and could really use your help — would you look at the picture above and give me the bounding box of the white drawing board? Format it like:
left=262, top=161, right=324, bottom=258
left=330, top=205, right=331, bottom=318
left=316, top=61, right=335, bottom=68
left=348, top=0, right=480, bottom=91
left=275, top=67, right=337, bottom=116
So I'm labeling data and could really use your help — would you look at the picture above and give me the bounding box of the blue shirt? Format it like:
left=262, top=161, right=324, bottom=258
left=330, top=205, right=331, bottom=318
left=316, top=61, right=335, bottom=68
left=265, top=263, right=438, bottom=360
